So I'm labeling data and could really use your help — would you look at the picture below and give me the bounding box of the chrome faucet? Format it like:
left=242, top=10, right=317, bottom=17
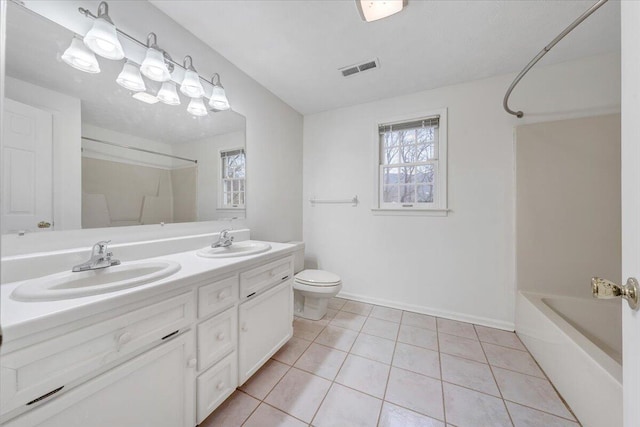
left=212, top=229, right=234, bottom=248
left=72, top=240, right=121, bottom=272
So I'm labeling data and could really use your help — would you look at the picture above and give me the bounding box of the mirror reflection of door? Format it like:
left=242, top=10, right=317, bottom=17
left=1, top=98, right=53, bottom=233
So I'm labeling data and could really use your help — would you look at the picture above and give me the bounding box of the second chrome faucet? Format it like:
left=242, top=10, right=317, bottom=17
left=72, top=240, right=121, bottom=272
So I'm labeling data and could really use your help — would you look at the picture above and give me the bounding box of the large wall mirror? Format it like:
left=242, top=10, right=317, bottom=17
left=2, top=2, right=246, bottom=234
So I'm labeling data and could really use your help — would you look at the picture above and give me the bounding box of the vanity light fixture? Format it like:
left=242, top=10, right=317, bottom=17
left=356, top=0, right=406, bottom=22
left=187, top=97, right=208, bottom=116
left=116, top=60, right=146, bottom=92
left=180, top=56, right=205, bottom=98
left=140, top=33, right=171, bottom=82
left=208, top=73, right=230, bottom=111
left=157, top=81, right=181, bottom=106
left=62, top=35, right=101, bottom=73
left=83, top=1, right=124, bottom=60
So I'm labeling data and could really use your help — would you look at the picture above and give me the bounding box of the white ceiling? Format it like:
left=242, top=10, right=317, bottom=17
left=151, top=0, right=620, bottom=115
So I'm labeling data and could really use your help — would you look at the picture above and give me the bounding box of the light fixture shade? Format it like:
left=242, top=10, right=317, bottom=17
left=180, top=69, right=205, bottom=98
left=62, top=36, right=100, bottom=73
left=83, top=17, right=124, bottom=60
left=356, top=0, right=405, bottom=22
left=140, top=47, right=171, bottom=82
left=116, top=61, right=146, bottom=92
left=208, top=85, right=230, bottom=111
left=157, top=81, right=181, bottom=106
left=132, top=91, right=159, bottom=104
left=187, top=97, right=208, bottom=116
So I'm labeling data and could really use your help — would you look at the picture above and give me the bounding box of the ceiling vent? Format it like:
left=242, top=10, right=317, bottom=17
left=339, top=58, right=380, bottom=77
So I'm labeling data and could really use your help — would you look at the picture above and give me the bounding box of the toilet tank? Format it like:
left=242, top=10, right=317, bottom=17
left=288, top=241, right=305, bottom=274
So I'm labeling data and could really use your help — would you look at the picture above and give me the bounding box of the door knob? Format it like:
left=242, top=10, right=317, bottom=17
left=592, top=277, right=638, bottom=310
left=37, top=221, right=51, bottom=229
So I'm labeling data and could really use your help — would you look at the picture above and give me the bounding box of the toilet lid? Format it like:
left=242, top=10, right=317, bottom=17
left=295, top=269, right=341, bottom=287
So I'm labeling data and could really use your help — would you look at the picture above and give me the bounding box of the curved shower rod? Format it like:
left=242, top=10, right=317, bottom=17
left=503, top=0, right=609, bottom=118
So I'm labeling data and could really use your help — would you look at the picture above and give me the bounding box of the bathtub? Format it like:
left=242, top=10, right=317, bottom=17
left=516, top=292, right=622, bottom=427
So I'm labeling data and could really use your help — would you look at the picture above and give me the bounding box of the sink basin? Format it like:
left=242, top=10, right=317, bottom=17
left=11, top=260, right=181, bottom=302
left=196, top=241, right=271, bottom=258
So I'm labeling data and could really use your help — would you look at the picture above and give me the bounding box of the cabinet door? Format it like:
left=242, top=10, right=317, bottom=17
left=4, top=331, right=196, bottom=427
left=238, top=280, right=293, bottom=384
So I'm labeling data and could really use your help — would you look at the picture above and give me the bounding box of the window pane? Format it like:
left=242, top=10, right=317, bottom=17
left=399, top=166, right=416, bottom=184
left=400, top=144, right=417, bottom=163
left=417, top=184, right=434, bottom=203
left=416, top=165, right=435, bottom=183
left=383, top=185, right=399, bottom=203
left=384, top=167, right=399, bottom=184
left=399, top=185, right=415, bottom=203
left=383, top=144, right=399, bottom=164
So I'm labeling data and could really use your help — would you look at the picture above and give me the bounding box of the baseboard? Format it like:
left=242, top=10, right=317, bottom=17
left=337, top=291, right=515, bottom=331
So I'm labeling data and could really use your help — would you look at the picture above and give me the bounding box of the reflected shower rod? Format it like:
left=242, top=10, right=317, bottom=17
left=82, top=136, right=197, bottom=164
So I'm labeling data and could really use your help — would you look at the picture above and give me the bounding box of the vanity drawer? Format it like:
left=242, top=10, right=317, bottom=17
left=197, top=306, right=237, bottom=371
left=196, top=352, right=237, bottom=424
left=0, top=292, right=194, bottom=417
left=198, top=275, right=239, bottom=318
left=239, top=256, right=293, bottom=299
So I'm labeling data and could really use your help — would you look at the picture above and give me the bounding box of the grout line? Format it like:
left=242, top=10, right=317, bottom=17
left=377, top=305, right=402, bottom=426
left=436, top=321, right=447, bottom=426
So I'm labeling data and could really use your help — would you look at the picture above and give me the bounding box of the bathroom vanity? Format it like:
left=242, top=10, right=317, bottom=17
left=0, top=236, right=295, bottom=426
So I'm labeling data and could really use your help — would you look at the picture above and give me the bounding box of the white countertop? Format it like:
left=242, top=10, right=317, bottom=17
left=0, top=240, right=296, bottom=345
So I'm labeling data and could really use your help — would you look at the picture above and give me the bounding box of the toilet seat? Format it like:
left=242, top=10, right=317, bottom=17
left=294, top=269, right=341, bottom=287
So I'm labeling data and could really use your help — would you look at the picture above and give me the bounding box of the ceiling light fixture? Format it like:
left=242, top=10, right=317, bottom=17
left=180, top=56, right=205, bottom=98
left=187, top=97, right=208, bottom=116
left=208, top=73, right=230, bottom=111
left=83, top=1, right=124, bottom=60
left=132, top=91, right=159, bottom=104
left=356, top=0, right=406, bottom=22
left=116, top=60, right=146, bottom=92
left=157, top=81, right=181, bottom=106
left=140, top=32, right=171, bottom=82
left=61, top=35, right=101, bottom=73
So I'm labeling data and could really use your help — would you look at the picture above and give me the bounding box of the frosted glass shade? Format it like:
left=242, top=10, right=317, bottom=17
left=140, top=47, right=171, bottom=82
left=116, top=61, right=146, bottom=92
left=157, top=81, right=181, bottom=106
left=83, top=17, right=124, bottom=60
left=61, top=36, right=100, bottom=74
left=357, top=0, right=404, bottom=22
left=180, top=69, right=205, bottom=98
left=132, top=91, right=159, bottom=104
left=187, top=97, right=208, bottom=116
left=208, top=85, right=230, bottom=111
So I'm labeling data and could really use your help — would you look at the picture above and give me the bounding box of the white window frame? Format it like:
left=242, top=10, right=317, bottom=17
left=218, top=147, right=246, bottom=210
left=372, top=108, right=448, bottom=216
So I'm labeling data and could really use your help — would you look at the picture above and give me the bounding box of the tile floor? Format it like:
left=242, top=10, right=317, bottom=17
left=201, top=298, right=580, bottom=427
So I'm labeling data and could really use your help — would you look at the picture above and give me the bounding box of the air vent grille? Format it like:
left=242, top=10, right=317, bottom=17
left=339, top=58, right=380, bottom=77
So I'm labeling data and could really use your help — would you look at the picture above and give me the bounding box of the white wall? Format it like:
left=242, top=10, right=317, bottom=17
left=5, top=76, right=82, bottom=231
left=303, top=53, right=620, bottom=329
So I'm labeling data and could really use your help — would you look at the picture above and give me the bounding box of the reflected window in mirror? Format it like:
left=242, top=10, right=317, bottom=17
left=220, top=149, right=245, bottom=209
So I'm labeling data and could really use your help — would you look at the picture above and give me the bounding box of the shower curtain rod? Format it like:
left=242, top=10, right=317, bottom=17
left=81, top=136, right=197, bottom=164
left=503, top=0, right=609, bottom=118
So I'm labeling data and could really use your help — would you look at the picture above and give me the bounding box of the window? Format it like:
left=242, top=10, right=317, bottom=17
left=376, top=109, right=447, bottom=213
left=220, top=148, right=245, bottom=208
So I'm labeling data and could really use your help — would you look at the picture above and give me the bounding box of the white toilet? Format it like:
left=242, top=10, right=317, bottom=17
left=291, top=242, right=342, bottom=320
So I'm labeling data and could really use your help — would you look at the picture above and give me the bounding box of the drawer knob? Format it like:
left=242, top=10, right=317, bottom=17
left=241, top=324, right=248, bottom=332
left=187, top=358, right=197, bottom=368
left=216, top=382, right=225, bottom=390
left=217, top=332, right=225, bottom=341
left=117, top=332, right=132, bottom=347
left=217, top=291, right=228, bottom=300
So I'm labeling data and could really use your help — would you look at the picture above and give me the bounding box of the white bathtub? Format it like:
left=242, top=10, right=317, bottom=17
left=516, top=292, right=622, bottom=427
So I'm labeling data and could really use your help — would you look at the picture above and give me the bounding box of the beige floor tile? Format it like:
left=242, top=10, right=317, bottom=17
left=341, top=300, right=374, bottom=316
left=315, top=325, right=358, bottom=351
left=398, top=324, right=439, bottom=350
left=264, top=367, right=331, bottom=423
left=239, top=359, right=290, bottom=400
left=437, top=318, right=477, bottom=340
left=330, top=310, right=367, bottom=331
left=324, top=308, right=339, bottom=320
left=370, top=305, right=403, bottom=323
left=438, top=332, right=487, bottom=363
left=272, top=336, right=312, bottom=365
left=243, top=403, right=307, bottom=427
left=493, top=367, right=574, bottom=419
left=385, top=367, right=444, bottom=420
left=312, top=383, right=382, bottom=427
left=401, top=311, right=437, bottom=330
left=328, top=297, right=347, bottom=310
left=482, top=342, right=545, bottom=378
left=294, top=342, right=347, bottom=380
left=379, top=402, right=445, bottom=427
left=200, top=391, right=259, bottom=427
left=506, top=401, right=579, bottom=427
left=443, top=383, right=512, bottom=427
left=440, top=353, right=500, bottom=397
left=350, top=333, right=396, bottom=364
left=361, top=316, right=400, bottom=340
left=335, top=353, right=390, bottom=398
left=475, top=325, right=526, bottom=350
left=293, top=317, right=326, bottom=341
left=392, top=342, right=440, bottom=379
